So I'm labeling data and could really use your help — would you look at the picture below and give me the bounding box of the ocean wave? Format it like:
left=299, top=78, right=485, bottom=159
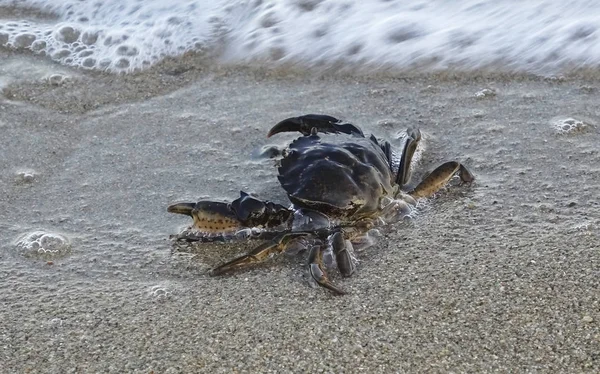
left=1, top=0, right=600, bottom=74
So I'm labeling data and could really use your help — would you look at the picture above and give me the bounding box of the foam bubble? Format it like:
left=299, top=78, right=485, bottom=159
left=13, top=33, right=36, bottom=49
left=552, top=117, right=590, bottom=134
left=46, top=73, right=69, bottom=86
left=148, top=284, right=172, bottom=301
left=475, top=88, right=497, bottom=99
left=15, top=230, right=72, bottom=258
left=15, top=169, right=37, bottom=184
left=55, top=25, right=80, bottom=43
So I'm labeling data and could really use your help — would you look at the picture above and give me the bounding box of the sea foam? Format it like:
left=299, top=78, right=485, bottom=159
left=1, top=0, right=600, bottom=74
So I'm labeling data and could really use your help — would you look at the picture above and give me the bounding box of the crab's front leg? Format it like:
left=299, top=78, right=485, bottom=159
left=396, top=126, right=422, bottom=188
left=308, top=242, right=347, bottom=296
left=168, top=201, right=243, bottom=241
left=210, top=232, right=307, bottom=275
left=330, top=231, right=356, bottom=277
left=168, top=191, right=293, bottom=241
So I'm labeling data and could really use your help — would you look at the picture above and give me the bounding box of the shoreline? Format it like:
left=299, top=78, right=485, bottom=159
left=4, top=47, right=600, bottom=115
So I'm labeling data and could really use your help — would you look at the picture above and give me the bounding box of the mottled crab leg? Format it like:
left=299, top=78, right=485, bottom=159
left=308, top=244, right=347, bottom=295
left=396, top=126, right=422, bottom=188
left=409, top=161, right=474, bottom=199
left=210, top=232, right=306, bottom=276
left=267, top=114, right=364, bottom=137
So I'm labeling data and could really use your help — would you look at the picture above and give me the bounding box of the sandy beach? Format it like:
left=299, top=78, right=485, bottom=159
left=1, top=48, right=599, bottom=372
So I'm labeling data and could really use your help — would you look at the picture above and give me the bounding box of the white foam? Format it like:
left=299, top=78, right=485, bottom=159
left=148, top=284, right=173, bottom=301
left=15, top=230, right=72, bottom=258
left=0, top=0, right=222, bottom=72
left=1, top=0, right=600, bottom=73
left=551, top=117, right=590, bottom=134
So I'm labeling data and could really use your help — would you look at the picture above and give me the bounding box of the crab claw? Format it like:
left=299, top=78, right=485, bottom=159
left=267, top=114, right=364, bottom=138
left=167, top=201, right=243, bottom=234
left=168, top=191, right=293, bottom=237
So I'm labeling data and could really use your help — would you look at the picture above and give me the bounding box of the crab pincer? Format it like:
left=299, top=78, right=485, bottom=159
left=267, top=114, right=364, bottom=137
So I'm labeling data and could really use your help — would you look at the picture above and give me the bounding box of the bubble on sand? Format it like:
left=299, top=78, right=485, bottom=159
left=13, top=33, right=36, bottom=49
left=116, top=45, right=139, bottom=57
left=577, top=85, right=596, bottom=94
left=82, top=58, right=96, bottom=68
left=78, top=50, right=93, bottom=58
left=31, top=40, right=47, bottom=52
left=15, top=169, right=37, bottom=184
left=56, top=25, right=81, bottom=43
left=475, top=88, right=496, bottom=99
left=81, top=31, right=99, bottom=45
left=115, top=58, right=131, bottom=69
left=52, top=49, right=71, bottom=59
left=47, top=74, right=69, bottom=86
left=149, top=285, right=172, bottom=301
left=472, top=109, right=486, bottom=118
left=552, top=117, right=590, bottom=134
left=15, top=231, right=72, bottom=259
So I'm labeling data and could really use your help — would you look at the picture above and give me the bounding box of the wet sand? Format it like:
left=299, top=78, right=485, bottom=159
left=1, top=51, right=599, bottom=373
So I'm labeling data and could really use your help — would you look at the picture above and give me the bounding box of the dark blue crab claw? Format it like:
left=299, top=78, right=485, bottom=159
left=229, top=191, right=293, bottom=228
left=229, top=191, right=266, bottom=222
left=267, top=114, right=364, bottom=138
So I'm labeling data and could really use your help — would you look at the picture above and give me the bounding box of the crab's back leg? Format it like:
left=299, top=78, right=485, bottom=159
left=210, top=232, right=306, bottom=276
left=396, top=126, right=422, bottom=188
left=308, top=244, right=347, bottom=295
left=409, top=161, right=474, bottom=198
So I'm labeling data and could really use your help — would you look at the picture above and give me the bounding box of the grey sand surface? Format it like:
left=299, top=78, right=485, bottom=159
left=1, top=52, right=599, bottom=372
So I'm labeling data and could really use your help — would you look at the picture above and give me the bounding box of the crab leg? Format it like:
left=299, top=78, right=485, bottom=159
left=308, top=244, right=347, bottom=295
left=210, top=232, right=306, bottom=276
left=267, top=114, right=364, bottom=137
left=409, top=161, right=474, bottom=198
left=396, top=126, right=422, bottom=188
left=331, top=232, right=356, bottom=277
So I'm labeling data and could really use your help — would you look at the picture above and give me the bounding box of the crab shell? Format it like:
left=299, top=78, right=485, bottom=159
left=277, top=132, right=396, bottom=219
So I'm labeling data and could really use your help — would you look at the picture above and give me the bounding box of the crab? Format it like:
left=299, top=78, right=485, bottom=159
left=168, top=114, right=473, bottom=295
